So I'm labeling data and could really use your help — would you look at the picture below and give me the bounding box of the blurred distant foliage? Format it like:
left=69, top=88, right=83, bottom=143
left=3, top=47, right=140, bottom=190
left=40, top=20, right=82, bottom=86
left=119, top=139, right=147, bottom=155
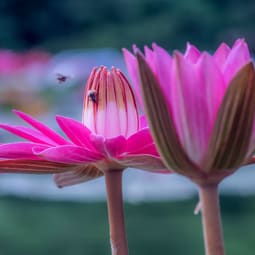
left=0, top=195, right=255, bottom=255
left=0, top=0, right=254, bottom=52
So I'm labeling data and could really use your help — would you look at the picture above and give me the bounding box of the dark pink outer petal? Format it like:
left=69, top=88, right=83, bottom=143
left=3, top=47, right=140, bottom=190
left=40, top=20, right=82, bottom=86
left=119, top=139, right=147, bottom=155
left=33, top=145, right=103, bottom=164
left=56, top=115, right=96, bottom=150
left=118, top=154, right=168, bottom=172
left=13, top=110, right=69, bottom=145
left=126, top=129, right=155, bottom=153
left=0, top=124, right=58, bottom=145
left=0, top=159, right=76, bottom=174
left=104, top=136, right=127, bottom=157
left=54, top=164, right=103, bottom=188
left=0, top=142, right=49, bottom=159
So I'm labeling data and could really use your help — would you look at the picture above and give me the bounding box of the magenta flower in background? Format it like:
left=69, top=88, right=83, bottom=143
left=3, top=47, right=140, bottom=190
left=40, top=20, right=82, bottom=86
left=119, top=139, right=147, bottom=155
left=0, top=66, right=167, bottom=255
left=123, top=39, right=255, bottom=255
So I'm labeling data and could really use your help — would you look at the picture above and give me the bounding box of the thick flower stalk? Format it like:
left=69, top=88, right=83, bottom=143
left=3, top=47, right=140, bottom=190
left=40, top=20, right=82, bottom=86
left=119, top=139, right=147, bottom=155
left=123, top=39, right=255, bottom=255
left=0, top=66, right=167, bottom=255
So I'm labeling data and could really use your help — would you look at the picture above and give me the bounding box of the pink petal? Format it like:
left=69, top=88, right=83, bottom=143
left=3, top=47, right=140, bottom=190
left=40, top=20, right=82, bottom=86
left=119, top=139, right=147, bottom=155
left=0, top=124, right=58, bottom=145
left=33, top=145, right=102, bottom=164
left=126, top=128, right=154, bottom=153
left=122, top=48, right=142, bottom=107
left=184, top=42, right=201, bottom=63
left=13, top=110, right=69, bottom=145
left=194, top=53, right=227, bottom=155
left=213, top=42, right=231, bottom=70
left=128, top=143, right=159, bottom=156
left=223, top=39, right=251, bottom=85
left=0, top=159, right=75, bottom=174
left=114, top=70, right=140, bottom=137
left=118, top=154, right=167, bottom=171
left=0, top=142, right=49, bottom=159
left=89, top=134, right=108, bottom=156
left=56, top=116, right=95, bottom=150
left=171, top=52, right=214, bottom=162
left=54, top=165, right=103, bottom=188
left=104, top=136, right=127, bottom=157
left=139, top=115, right=148, bottom=129
left=144, top=46, right=156, bottom=72
left=151, top=43, right=173, bottom=98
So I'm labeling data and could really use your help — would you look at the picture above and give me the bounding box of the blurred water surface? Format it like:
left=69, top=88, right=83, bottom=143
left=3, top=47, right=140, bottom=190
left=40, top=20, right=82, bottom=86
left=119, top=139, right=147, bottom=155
left=0, top=165, right=255, bottom=202
left=1, top=48, right=255, bottom=202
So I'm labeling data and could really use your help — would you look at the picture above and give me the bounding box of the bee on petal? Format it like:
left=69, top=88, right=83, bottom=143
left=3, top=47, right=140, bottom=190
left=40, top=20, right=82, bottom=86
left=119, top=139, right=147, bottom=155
left=88, top=90, right=97, bottom=103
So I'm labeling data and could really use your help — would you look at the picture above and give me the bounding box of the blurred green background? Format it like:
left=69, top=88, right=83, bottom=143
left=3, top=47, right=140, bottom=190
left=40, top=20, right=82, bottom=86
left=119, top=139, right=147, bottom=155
left=0, top=195, right=255, bottom=255
left=0, top=0, right=255, bottom=254
left=0, top=0, right=254, bottom=52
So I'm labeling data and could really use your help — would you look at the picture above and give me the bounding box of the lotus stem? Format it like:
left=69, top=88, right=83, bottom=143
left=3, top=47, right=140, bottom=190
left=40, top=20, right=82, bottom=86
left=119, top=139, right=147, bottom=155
left=105, top=169, right=128, bottom=255
left=198, top=183, right=225, bottom=255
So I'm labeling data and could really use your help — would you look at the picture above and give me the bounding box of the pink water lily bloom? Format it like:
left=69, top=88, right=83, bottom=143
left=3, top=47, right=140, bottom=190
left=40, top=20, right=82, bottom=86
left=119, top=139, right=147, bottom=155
left=124, top=39, right=255, bottom=255
left=123, top=39, right=255, bottom=183
left=0, top=66, right=166, bottom=187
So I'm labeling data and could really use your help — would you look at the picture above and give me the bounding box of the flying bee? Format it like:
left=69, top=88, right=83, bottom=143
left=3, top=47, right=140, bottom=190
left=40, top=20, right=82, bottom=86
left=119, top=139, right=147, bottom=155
left=88, top=90, right=97, bottom=103
left=56, top=73, right=70, bottom=84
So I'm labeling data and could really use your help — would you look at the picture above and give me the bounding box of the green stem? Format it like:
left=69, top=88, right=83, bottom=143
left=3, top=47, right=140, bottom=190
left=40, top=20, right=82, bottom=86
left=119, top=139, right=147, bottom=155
left=198, top=183, right=225, bottom=255
left=105, top=170, right=128, bottom=255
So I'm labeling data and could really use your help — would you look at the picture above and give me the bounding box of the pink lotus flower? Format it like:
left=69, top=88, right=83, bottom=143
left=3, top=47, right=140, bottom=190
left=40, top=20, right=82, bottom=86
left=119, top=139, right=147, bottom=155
left=0, top=66, right=168, bottom=255
left=123, top=39, right=255, bottom=182
left=0, top=66, right=166, bottom=187
left=123, top=39, right=255, bottom=255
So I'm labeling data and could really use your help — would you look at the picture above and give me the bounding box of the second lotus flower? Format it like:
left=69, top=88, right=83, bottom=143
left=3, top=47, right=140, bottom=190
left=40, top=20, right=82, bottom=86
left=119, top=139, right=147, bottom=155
left=123, top=39, right=255, bottom=183
left=124, top=38, right=255, bottom=255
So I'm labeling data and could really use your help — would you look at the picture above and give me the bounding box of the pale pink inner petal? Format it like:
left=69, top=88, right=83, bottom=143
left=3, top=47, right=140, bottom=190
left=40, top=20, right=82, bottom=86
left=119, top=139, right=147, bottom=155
left=83, top=108, right=96, bottom=134
left=118, top=70, right=140, bottom=135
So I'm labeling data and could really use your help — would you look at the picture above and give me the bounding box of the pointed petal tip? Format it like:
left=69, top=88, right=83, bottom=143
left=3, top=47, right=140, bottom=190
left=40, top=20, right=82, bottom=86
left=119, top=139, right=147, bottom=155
left=173, top=50, right=183, bottom=58
left=132, top=44, right=139, bottom=53
left=233, top=38, right=246, bottom=46
left=151, top=42, right=158, bottom=49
